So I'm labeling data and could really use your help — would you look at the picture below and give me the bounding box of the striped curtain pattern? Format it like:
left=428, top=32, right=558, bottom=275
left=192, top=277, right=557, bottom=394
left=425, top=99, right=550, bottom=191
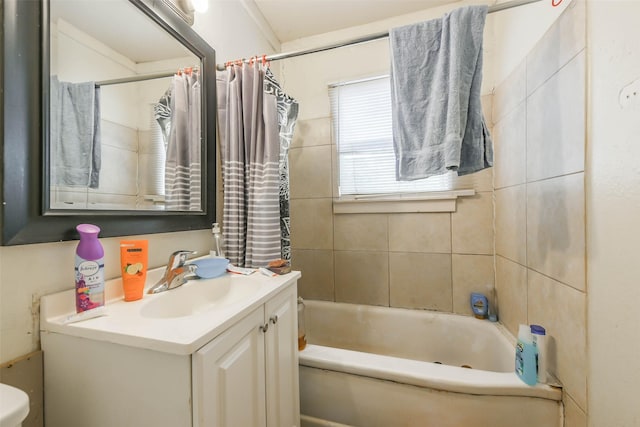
left=217, top=63, right=296, bottom=268
left=164, top=71, right=201, bottom=210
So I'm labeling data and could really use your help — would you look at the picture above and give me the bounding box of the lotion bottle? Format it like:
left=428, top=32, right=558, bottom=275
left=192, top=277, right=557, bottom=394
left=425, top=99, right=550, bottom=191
left=515, top=324, right=537, bottom=386
left=75, top=224, right=105, bottom=313
left=530, top=324, right=548, bottom=384
left=210, top=223, right=226, bottom=258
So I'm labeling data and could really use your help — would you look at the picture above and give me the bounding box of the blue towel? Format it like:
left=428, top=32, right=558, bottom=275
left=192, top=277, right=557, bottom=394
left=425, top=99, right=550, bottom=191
left=50, top=76, right=101, bottom=188
left=389, top=6, right=493, bottom=180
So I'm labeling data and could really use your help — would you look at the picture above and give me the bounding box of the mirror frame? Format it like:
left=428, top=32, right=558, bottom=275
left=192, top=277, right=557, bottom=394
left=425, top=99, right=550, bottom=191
left=1, top=0, right=216, bottom=245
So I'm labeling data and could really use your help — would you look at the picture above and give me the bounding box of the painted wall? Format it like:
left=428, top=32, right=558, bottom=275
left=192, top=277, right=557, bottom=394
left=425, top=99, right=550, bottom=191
left=586, top=1, right=640, bottom=426
left=0, top=0, right=278, bottom=365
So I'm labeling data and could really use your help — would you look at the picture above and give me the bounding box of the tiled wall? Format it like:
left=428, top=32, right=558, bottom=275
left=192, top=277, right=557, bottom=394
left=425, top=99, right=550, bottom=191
left=289, top=104, right=495, bottom=317
left=50, top=119, right=139, bottom=209
left=493, top=0, right=586, bottom=423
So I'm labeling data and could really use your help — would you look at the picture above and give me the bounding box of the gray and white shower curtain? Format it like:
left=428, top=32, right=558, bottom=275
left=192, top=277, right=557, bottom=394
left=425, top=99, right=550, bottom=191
left=217, top=63, right=298, bottom=268
left=158, top=71, right=201, bottom=210
left=264, top=68, right=299, bottom=262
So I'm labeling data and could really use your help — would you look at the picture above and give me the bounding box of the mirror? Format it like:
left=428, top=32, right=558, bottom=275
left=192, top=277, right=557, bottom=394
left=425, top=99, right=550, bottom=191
left=49, top=0, right=202, bottom=211
left=1, top=0, right=216, bottom=244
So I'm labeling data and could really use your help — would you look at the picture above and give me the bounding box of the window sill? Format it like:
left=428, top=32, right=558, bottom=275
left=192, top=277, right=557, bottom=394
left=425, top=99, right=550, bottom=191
left=332, top=190, right=475, bottom=214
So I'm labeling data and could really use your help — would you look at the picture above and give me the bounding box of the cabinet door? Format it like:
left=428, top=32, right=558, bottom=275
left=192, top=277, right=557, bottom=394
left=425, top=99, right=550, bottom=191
left=264, top=285, right=300, bottom=427
left=193, top=307, right=266, bottom=427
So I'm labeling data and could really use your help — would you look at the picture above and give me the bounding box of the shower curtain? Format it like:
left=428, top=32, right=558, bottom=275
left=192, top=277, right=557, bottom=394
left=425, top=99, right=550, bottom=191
left=217, top=63, right=298, bottom=268
left=160, top=71, right=201, bottom=210
left=264, top=68, right=299, bottom=262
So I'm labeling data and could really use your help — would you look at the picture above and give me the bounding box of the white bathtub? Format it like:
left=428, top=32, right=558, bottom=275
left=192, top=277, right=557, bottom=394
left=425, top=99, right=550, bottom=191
left=298, top=300, right=562, bottom=427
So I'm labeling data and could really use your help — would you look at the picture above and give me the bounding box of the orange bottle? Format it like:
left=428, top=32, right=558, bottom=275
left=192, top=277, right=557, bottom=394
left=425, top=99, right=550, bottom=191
left=120, top=240, right=148, bottom=301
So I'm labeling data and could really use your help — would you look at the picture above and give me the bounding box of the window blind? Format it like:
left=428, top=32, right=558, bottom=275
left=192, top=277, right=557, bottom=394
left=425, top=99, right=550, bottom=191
left=330, top=76, right=479, bottom=197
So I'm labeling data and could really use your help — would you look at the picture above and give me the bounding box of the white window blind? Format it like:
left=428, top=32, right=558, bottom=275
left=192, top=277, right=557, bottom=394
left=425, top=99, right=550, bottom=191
left=330, top=76, right=479, bottom=197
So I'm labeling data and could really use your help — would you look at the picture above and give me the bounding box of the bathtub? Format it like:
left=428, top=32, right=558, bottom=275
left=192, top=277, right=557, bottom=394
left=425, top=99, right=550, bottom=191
left=298, top=301, right=562, bottom=427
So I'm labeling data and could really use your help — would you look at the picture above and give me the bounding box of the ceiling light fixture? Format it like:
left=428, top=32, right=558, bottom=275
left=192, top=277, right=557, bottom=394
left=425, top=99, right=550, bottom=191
left=191, top=0, right=209, bottom=13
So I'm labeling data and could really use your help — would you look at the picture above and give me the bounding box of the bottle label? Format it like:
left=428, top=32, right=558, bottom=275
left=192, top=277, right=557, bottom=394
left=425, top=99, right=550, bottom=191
left=515, top=341, right=525, bottom=376
left=75, top=256, right=105, bottom=312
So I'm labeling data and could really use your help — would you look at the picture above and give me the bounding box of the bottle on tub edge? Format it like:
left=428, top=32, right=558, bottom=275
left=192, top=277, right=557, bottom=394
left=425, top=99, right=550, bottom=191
left=515, top=324, right=538, bottom=386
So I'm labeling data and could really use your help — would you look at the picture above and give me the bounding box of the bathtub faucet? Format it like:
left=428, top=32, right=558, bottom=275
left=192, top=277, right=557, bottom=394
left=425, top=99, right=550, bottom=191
left=148, top=250, right=197, bottom=294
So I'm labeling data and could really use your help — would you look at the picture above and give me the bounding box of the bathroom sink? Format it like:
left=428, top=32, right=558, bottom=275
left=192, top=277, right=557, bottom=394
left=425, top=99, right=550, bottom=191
left=140, top=274, right=262, bottom=319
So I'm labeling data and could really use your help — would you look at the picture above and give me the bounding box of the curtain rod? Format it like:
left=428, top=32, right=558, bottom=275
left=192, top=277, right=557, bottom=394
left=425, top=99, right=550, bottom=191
left=216, top=0, right=545, bottom=71
left=95, top=71, right=175, bottom=87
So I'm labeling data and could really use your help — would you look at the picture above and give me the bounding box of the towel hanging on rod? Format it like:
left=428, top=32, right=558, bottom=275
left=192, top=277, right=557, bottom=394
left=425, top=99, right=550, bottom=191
left=217, top=0, right=559, bottom=71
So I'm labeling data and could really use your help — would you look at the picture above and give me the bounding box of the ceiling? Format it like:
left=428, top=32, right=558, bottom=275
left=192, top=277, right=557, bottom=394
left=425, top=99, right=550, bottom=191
left=251, top=0, right=463, bottom=43
left=52, top=0, right=196, bottom=63
left=51, top=0, right=466, bottom=63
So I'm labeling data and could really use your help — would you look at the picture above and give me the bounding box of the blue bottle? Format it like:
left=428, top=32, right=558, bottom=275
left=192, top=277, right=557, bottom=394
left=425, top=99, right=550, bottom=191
left=515, top=324, right=537, bottom=386
left=470, top=293, right=489, bottom=319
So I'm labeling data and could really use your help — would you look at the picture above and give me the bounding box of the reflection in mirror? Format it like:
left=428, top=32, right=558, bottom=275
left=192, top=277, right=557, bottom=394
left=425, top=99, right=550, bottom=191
left=49, top=0, right=202, bottom=211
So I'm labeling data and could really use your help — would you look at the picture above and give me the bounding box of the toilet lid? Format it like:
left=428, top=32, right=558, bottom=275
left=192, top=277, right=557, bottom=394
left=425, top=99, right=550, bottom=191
left=0, top=383, right=30, bottom=425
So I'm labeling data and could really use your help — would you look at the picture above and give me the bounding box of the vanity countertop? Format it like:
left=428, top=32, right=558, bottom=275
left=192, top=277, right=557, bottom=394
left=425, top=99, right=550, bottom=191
left=40, top=265, right=301, bottom=355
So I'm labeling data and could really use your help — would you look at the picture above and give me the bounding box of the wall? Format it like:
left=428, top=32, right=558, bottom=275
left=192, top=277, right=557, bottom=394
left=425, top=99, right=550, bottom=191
left=281, top=2, right=496, bottom=315
left=586, top=1, right=640, bottom=426
left=492, top=1, right=587, bottom=424
left=0, top=3, right=277, bottom=426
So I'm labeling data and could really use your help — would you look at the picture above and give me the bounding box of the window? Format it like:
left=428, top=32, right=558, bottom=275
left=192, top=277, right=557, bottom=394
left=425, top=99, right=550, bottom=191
left=330, top=76, right=479, bottom=199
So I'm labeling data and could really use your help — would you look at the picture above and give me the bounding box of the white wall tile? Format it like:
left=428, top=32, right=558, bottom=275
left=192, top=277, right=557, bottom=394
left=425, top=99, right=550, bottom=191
left=390, top=252, right=452, bottom=312
left=492, top=60, right=526, bottom=123
left=526, top=0, right=586, bottom=94
left=528, top=270, right=586, bottom=410
left=389, top=213, right=451, bottom=254
left=452, top=254, right=495, bottom=316
left=495, top=256, right=528, bottom=337
left=98, top=144, right=138, bottom=196
left=493, top=102, right=526, bottom=189
left=290, top=145, right=333, bottom=198
left=451, top=193, right=493, bottom=255
left=527, top=51, right=585, bottom=182
left=527, top=173, right=585, bottom=291
left=495, top=185, right=527, bottom=265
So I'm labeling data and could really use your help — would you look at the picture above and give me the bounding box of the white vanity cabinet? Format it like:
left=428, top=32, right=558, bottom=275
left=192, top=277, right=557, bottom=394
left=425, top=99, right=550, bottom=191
left=40, top=270, right=301, bottom=427
left=193, top=285, right=299, bottom=427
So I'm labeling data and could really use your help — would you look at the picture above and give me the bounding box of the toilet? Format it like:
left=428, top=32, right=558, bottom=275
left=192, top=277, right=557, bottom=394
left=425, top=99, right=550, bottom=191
left=0, top=383, right=29, bottom=426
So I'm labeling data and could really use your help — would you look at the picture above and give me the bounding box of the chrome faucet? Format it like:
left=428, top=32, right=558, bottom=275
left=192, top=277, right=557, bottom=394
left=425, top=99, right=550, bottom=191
left=148, top=250, right=198, bottom=294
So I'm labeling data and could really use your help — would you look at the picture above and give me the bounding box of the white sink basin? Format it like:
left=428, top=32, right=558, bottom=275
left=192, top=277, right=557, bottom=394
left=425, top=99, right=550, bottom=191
left=140, top=275, right=262, bottom=319
left=0, top=383, right=29, bottom=426
left=40, top=263, right=301, bottom=355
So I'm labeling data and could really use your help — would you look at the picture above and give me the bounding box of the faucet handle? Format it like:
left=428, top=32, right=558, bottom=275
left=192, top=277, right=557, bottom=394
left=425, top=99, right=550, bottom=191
left=167, top=264, right=198, bottom=290
left=169, top=250, right=197, bottom=269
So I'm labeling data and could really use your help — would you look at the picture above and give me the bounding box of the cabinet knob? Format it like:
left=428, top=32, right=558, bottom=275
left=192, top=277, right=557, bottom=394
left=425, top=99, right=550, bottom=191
left=269, top=315, right=278, bottom=325
left=259, top=323, right=269, bottom=333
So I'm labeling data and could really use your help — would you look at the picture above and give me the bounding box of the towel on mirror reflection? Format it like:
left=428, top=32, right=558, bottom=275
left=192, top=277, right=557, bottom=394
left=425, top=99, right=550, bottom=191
left=389, top=5, right=493, bottom=181
left=50, top=76, right=102, bottom=189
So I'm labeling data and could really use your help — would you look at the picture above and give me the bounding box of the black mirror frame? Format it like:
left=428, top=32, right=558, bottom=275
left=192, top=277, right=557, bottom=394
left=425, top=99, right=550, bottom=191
left=1, top=0, right=216, bottom=245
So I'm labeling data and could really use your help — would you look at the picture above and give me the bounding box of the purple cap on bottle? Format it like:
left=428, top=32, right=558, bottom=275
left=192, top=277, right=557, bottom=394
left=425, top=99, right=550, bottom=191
left=530, top=324, right=546, bottom=335
left=76, top=224, right=104, bottom=260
